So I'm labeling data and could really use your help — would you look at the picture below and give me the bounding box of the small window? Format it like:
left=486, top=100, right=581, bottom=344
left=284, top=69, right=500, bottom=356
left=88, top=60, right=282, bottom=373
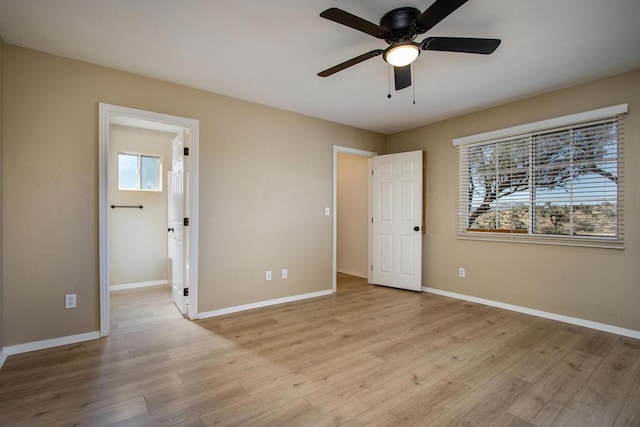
left=454, top=105, right=626, bottom=248
left=118, top=153, right=162, bottom=191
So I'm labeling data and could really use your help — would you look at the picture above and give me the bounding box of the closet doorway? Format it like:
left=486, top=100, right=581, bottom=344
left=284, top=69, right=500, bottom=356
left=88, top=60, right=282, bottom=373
left=332, top=146, right=376, bottom=292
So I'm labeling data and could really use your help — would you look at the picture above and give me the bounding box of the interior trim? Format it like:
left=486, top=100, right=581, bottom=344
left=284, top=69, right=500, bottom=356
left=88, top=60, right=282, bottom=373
left=0, top=348, right=8, bottom=369
left=1, top=331, right=101, bottom=367
left=99, top=103, right=201, bottom=336
left=109, top=280, right=169, bottom=291
left=336, top=269, right=368, bottom=279
left=452, top=103, right=628, bottom=146
left=199, top=289, right=333, bottom=319
left=423, top=286, right=640, bottom=339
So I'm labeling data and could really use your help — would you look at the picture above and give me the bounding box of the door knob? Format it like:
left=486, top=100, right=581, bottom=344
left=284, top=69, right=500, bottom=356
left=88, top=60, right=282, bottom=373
left=414, top=226, right=420, bottom=232
left=168, top=227, right=175, bottom=232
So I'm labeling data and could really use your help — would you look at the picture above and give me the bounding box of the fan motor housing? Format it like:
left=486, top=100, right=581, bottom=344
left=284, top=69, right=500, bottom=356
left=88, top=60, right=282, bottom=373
left=380, top=7, right=421, bottom=44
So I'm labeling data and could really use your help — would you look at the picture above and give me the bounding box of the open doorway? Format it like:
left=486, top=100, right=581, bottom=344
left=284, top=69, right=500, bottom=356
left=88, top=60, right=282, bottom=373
left=332, top=146, right=377, bottom=292
left=99, top=104, right=200, bottom=337
left=108, top=125, right=174, bottom=293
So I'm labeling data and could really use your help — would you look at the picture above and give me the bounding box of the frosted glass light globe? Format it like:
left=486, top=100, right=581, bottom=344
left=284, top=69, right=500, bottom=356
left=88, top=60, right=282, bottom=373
left=384, top=44, right=420, bottom=67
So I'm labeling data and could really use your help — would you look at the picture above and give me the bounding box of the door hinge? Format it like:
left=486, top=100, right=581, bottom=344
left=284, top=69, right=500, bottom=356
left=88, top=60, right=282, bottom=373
left=183, top=217, right=190, bottom=226
left=371, top=217, right=374, bottom=223
left=183, top=288, right=189, bottom=296
left=183, top=147, right=189, bottom=156
left=371, top=265, right=373, bottom=271
left=371, top=170, right=374, bottom=176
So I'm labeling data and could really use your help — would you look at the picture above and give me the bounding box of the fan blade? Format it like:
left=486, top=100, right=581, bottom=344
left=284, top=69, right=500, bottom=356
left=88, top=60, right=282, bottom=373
left=318, top=50, right=384, bottom=77
left=412, top=0, right=469, bottom=33
left=394, top=65, right=412, bottom=90
left=320, top=8, right=390, bottom=39
left=422, top=37, right=501, bottom=54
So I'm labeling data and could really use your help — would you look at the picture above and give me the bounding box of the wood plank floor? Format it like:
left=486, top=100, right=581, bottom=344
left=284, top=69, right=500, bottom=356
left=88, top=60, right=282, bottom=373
left=1, top=273, right=640, bottom=426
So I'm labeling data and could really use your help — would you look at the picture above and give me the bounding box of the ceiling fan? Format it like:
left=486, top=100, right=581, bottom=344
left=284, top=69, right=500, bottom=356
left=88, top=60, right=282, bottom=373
left=317, top=0, right=501, bottom=91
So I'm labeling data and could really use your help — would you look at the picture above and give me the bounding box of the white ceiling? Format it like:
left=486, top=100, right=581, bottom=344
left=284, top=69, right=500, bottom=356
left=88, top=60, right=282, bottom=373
left=1, top=0, right=639, bottom=134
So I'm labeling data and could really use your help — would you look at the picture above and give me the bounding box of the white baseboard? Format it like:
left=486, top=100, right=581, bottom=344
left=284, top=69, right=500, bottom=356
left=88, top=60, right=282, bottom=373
left=2, top=331, right=101, bottom=366
left=337, top=269, right=368, bottom=279
left=0, top=347, right=8, bottom=369
left=422, top=287, right=640, bottom=340
left=110, top=280, right=168, bottom=291
left=199, top=289, right=334, bottom=319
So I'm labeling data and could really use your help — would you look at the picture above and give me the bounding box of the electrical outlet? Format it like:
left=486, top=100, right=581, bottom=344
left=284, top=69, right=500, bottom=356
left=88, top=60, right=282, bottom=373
left=459, top=268, right=466, bottom=278
left=325, top=207, right=330, bottom=216
left=282, top=269, right=288, bottom=279
left=266, top=270, right=272, bottom=281
left=65, top=294, right=77, bottom=309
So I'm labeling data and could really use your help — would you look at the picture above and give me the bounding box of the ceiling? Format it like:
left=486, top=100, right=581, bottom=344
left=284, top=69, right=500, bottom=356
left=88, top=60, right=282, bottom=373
left=0, top=0, right=639, bottom=135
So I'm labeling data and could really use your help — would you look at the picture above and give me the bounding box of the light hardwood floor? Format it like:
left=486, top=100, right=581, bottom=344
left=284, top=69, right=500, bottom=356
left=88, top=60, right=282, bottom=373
left=1, top=273, right=639, bottom=426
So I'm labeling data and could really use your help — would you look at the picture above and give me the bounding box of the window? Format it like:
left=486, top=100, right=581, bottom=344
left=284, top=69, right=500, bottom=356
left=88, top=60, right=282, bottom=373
left=118, top=153, right=162, bottom=191
left=454, top=105, right=626, bottom=248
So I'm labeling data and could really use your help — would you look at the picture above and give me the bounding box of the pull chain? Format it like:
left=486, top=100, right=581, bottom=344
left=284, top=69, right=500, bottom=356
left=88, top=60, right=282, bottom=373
left=412, top=62, right=416, bottom=105
left=387, top=65, right=392, bottom=99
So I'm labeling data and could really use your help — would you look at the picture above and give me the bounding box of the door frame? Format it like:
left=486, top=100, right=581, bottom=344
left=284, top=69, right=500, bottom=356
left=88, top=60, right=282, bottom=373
left=99, top=103, right=200, bottom=337
left=332, top=145, right=377, bottom=293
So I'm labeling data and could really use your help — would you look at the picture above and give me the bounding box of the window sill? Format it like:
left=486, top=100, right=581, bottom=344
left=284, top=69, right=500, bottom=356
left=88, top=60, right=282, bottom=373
left=457, top=232, right=623, bottom=250
left=118, top=188, right=163, bottom=193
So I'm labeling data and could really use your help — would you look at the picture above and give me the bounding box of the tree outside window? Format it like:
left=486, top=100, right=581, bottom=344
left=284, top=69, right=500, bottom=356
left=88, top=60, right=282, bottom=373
left=462, top=120, right=621, bottom=240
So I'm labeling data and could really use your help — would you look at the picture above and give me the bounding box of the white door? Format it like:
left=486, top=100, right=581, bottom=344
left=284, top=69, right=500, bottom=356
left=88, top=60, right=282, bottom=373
left=167, top=170, right=174, bottom=294
left=170, top=132, right=187, bottom=314
left=371, top=151, right=423, bottom=291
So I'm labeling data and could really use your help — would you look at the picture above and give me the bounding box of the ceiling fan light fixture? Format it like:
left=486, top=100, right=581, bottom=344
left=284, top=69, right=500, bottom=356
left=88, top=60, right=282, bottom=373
left=384, top=43, right=420, bottom=67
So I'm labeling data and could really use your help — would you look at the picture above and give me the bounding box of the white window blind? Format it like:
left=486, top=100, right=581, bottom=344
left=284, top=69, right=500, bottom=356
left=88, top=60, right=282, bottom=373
left=454, top=105, right=626, bottom=248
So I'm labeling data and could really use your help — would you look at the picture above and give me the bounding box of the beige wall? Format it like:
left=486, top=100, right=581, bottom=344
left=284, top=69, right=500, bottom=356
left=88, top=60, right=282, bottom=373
left=108, top=125, right=174, bottom=286
left=2, top=45, right=385, bottom=345
left=386, top=69, right=640, bottom=331
left=0, top=36, right=4, bottom=350
left=2, top=42, right=637, bottom=348
left=337, top=154, right=369, bottom=277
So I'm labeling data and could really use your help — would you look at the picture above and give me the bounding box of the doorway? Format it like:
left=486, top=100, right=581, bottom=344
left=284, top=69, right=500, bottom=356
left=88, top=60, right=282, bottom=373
left=108, top=125, right=174, bottom=293
left=99, top=103, right=200, bottom=337
left=332, top=146, right=377, bottom=292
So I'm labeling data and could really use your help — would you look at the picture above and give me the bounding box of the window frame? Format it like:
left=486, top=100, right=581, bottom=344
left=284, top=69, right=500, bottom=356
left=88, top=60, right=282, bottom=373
left=117, top=151, right=163, bottom=192
left=453, top=104, right=627, bottom=249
